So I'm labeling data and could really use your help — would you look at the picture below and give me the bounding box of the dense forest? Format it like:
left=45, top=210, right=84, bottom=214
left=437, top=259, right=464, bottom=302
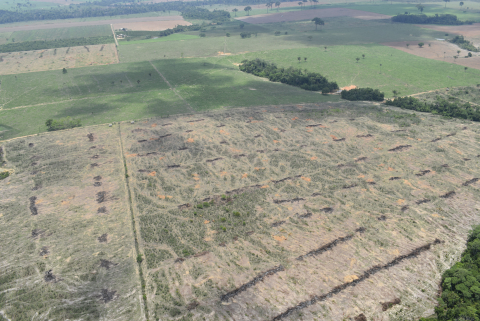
left=341, top=88, right=384, bottom=101
left=0, top=0, right=233, bottom=24
left=182, top=8, right=231, bottom=23
left=385, top=96, right=480, bottom=121
left=0, top=36, right=114, bottom=53
left=391, top=14, right=472, bottom=25
left=449, top=35, right=479, bottom=52
left=419, top=225, right=480, bottom=320
left=240, top=59, right=339, bottom=92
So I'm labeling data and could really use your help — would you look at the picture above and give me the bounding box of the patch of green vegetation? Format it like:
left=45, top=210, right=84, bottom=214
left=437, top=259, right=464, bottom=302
left=0, top=36, right=114, bottom=53
left=341, top=88, right=384, bottom=101
left=0, top=171, right=9, bottom=180
left=119, top=33, right=200, bottom=45
left=144, top=249, right=173, bottom=268
left=10, top=25, right=112, bottom=43
left=45, top=117, right=81, bottom=131
left=449, top=35, right=479, bottom=52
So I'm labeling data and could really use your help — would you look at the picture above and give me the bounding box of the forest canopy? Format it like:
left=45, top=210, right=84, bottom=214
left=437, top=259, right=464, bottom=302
left=391, top=14, right=472, bottom=25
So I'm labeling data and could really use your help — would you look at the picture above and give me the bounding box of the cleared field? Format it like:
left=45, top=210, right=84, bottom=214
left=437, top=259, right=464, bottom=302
left=9, top=25, right=112, bottom=43
left=120, top=103, right=480, bottom=320
left=0, top=126, right=142, bottom=320
left=117, top=17, right=444, bottom=62
left=383, top=40, right=480, bottom=70
left=0, top=43, right=118, bottom=75
left=113, top=19, right=191, bottom=31
left=237, top=8, right=391, bottom=24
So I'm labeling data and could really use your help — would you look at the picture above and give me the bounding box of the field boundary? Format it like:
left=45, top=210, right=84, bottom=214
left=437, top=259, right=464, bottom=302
left=118, top=123, right=149, bottom=320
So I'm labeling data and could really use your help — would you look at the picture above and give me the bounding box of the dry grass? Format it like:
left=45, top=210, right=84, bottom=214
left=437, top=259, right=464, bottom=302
left=0, top=44, right=118, bottom=75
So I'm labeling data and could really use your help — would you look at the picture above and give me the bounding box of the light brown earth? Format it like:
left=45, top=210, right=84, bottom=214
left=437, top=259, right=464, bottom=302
left=0, top=16, right=185, bottom=32
left=383, top=40, right=480, bottom=71
left=0, top=43, right=118, bottom=75
left=113, top=20, right=191, bottom=31
left=237, top=8, right=391, bottom=24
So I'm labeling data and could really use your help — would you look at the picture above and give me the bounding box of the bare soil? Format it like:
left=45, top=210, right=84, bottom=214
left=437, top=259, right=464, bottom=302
left=383, top=40, right=480, bottom=71
left=113, top=20, right=191, bottom=31
left=237, top=8, right=391, bottom=24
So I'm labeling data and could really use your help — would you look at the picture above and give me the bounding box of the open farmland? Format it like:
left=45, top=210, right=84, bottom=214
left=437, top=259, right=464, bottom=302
left=0, top=126, right=142, bottom=320
left=0, top=44, right=118, bottom=75
left=119, top=103, right=480, bottom=320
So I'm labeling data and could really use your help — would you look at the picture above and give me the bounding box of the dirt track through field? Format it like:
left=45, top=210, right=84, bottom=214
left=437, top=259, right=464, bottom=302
left=237, top=8, right=391, bottom=24
left=0, top=16, right=186, bottom=33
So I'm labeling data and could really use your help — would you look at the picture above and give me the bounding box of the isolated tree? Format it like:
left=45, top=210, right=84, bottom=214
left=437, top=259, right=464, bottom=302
left=266, top=2, right=273, bottom=13
left=324, top=46, right=327, bottom=52
left=459, top=1, right=464, bottom=6
left=62, top=67, right=67, bottom=74
left=416, top=4, right=425, bottom=12
left=454, top=55, right=458, bottom=62
left=312, top=0, right=318, bottom=7
left=137, top=80, right=140, bottom=84
left=356, top=57, right=360, bottom=63
left=298, top=56, right=301, bottom=63
left=232, top=8, right=238, bottom=16
left=392, top=90, right=398, bottom=97
left=406, top=43, right=410, bottom=48
left=298, top=2, right=303, bottom=9
left=443, top=0, right=450, bottom=8
left=457, top=50, right=461, bottom=55
left=275, top=1, right=281, bottom=11
left=239, top=23, right=245, bottom=29
left=465, top=66, right=468, bottom=72
left=418, top=42, right=424, bottom=48
left=312, top=17, right=325, bottom=30
left=362, top=54, right=365, bottom=59
left=308, top=35, right=313, bottom=41
left=304, top=57, right=307, bottom=62
left=244, top=6, right=252, bottom=15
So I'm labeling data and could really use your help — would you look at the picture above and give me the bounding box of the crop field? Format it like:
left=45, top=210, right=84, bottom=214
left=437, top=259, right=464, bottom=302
left=0, top=44, right=118, bottom=75
left=119, top=102, right=480, bottom=320
left=0, top=126, right=142, bottom=320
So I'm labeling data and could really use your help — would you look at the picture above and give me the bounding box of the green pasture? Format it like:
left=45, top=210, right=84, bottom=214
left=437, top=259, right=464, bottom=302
left=0, top=58, right=338, bottom=139
left=119, top=33, right=200, bottom=45
left=9, top=25, right=112, bottom=43
left=118, top=17, right=444, bottom=62
left=0, top=0, right=61, bottom=11
left=0, top=31, right=13, bottom=45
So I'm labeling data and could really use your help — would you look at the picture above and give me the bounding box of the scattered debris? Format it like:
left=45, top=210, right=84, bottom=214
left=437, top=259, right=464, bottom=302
left=44, top=270, right=56, bottom=282
left=333, top=138, right=346, bottom=142
left=94, top=182, right=102, bottom=187
left=178, top=203, right=191, bottom=210
left=31, top=229, right=42, bottom=238
left=94, top=176, right=102, bottom=181
left=431, top=137, right=442, bottom=142
left=98, top=234, right=108, bottom=243
left=206, top=158, right=223, bottom=163
left=186, top=301, right=199, bottom=310
left=401, top=205, right=409, bottom=212
left=416, top=199, right=431, bottom=205
left=355, top=157, right=367, bottom=162
left=297, top=212, right=312, bottom=219
left=388, top=145, right=411, bottom=152
left=415, top=170, right=431, bottom=177
left=39, top=246, right=49, bottom=256
left=271, top=221, right=286, bottom=227
left=29, top=196, right=38, bottom=215
left=440, top=191, right=456, bottom=198
left=167, top=164, right=181, bottom=169
left=306, top=124, right=323, bottom=128
left=174, top=257, right=185, bottom=263
left=100, top=259, right=117, bottom=270
left=381, top=298, right=401, bottom=311
left=97, top=206, right=107, bottom=214
left=273, top=197, right=305, bottom=204
left=87, top=133, right=94, bottom=142
left=96, top=192, right=106, bottom=203
left=389, top=177, right=401, bottom=181
left=463, top=178, right=479, bottom=186
left=354, top=314, right=367, bottom=321
left=378, top=215, right=387, bottom=221
left=356, top=134, right=373, bottom=138
left=91, top=163, right=99, bottom=168
left=320, top=207, right=334, bottom=213
left=101, top=289, right=116, bottom=303
left=194, top=251, right=209, bottom=258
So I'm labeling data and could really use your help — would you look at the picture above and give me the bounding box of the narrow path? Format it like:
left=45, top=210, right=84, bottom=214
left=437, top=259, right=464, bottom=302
left=117, top=123, right=149, bottom=320
left=149, top=61, right=194, bottom=112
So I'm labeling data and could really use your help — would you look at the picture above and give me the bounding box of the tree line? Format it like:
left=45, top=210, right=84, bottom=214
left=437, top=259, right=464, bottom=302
left=45, top=117, right=82, bottom=132
left=449, top=35, right=479, bottom=52
left=391, top=13, right=473, bottom=25
left=341, top=88, right=384, bottom=101
left=419, top=225, right=480, bottom=320
left=239, top=58, right=339, bottom=92
left=0, top=36, right=114, bottom=53
left=181, top=8, right=230, bottom=23
left=385, top=96, right=480, bottom=121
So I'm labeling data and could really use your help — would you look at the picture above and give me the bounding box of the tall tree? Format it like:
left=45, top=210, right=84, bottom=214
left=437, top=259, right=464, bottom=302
left=244, top=6, right=252, bottom=15
left=416, top=4, right=425, bottom=12
left=312, top=17, right=325, bottom=30
left=232, top=8, right=238, bottom=16
left=356, top=57, right=360, bottom=63
left=312, top=0, right=318, bottom=7
left=275, top=1, right=281, bottom=11
left=459, top=1, right=464, bottom=6
left=443, top=0, right=450, bottom=8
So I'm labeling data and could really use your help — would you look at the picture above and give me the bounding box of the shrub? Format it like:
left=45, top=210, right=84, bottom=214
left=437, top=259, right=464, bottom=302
left=240, top=32, right=251, bottom=39
left=136, top=254, right=143, bottom=263
left=199, top=33, right=206, bottom=37
left=449, top=35, right=479, bottom=52
left=0, top=171, right=9, bottom=180
left=45, top=117, right=81, bottom=131
left=341, top=88, right=385, bottom=101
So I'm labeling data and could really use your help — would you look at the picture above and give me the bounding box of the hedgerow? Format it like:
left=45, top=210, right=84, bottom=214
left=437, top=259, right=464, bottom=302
left=0, top=36, right=114, bottom=53
left=45, top=117, right=82, bottom=131
left=341, top=88, right=384, bottom=101
left=391, top=14, right=472, bottom=25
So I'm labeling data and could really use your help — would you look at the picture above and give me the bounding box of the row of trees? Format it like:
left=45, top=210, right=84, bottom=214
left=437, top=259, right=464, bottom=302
left=0, top=36, right=113, bottom=53
left=420, top=225, right=480, bottom=320
left=341, top=88, right=384, bottom=101
left=239, top=58, right=339, bottom=93
left=449, top=35, right=479, bottom=52
left=45, top=117, right=82, bottom=132
left=391, top=13, right=472, bottom=25
left=385, top=96, right=480, bottom=121
left=181, top=8, right=230, bottom=23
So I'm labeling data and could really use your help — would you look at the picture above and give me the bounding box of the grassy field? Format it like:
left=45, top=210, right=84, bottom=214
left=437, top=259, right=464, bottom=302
left=119, top=33, right=200, bottom=45
left=117, top=17, right=445, bottom=62
left=0, top=0, right=61, bottom=11
left=9, top=25, right=112, bottom=43
left=119, top=103, right=480, bottom=320
left=0, top=126, right=142, bottom=320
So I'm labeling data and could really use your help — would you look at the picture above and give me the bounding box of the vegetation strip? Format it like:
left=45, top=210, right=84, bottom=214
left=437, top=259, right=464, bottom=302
left=0, top=37, right=114, bottom=53
left=273, top=240, right=443, bottom=320
left=220, top=265, right=285, bottom=302
left=117, top=124, right=148, bottom=319
left=296, top=227, right=365, bottom=261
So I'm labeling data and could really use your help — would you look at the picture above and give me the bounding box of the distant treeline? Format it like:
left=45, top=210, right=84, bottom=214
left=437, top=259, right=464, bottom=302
left=385, top=96, right=480, bottom=121
left=240, top=59, right=339, bottom=92
left=341, top=88, right=384, bottom=101
left=391, top=13, right=472, bottom=25
left=0, top=36, right=114, bottom=53
left=450, top=35, right=479, bottom=52
left=420, top=225, right=480, bottom=321
left=0, top=1, right=233, bottom=25
left=182, top=8, right=231, bottom=22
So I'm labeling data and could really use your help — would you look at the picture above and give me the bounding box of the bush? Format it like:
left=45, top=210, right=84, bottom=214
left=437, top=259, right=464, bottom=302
left=240, top=32, right=251, bottom=39
left=45, top=117, right=81, bottom=131
left=199, top=33, right=206, bottom=37
left=341, top=88, right=384, bottom=101
left=0, top=171, right=9, bottom=180
left=449, top=35, right=479, bottom=52
left=239, top=58, right=338, bottom=92
left=136, top=254, right=143, bottom=263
